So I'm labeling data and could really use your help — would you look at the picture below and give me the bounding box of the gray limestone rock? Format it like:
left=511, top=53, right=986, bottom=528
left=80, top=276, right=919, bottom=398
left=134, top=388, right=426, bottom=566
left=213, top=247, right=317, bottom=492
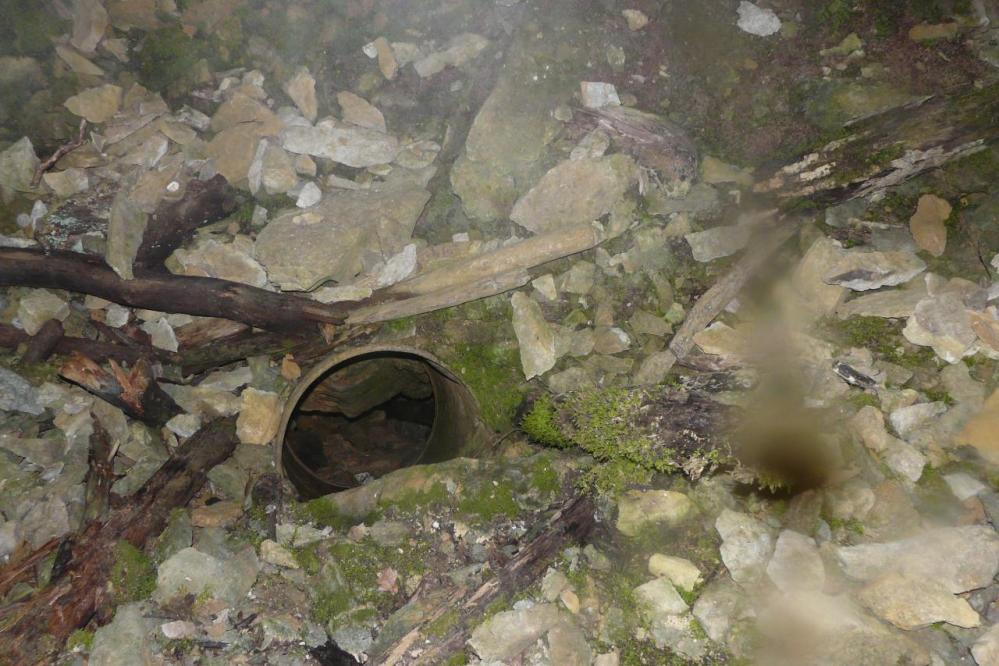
left=510, top=155, right=637, bottom=234
left=825, top=251, right=926, bottom=291
left=254, top=185, right=429, bottom=290
left=766, top=530, right=825, bottom=593
left=836, top=526, right=999, bottom=593
left=0, top=368, right=43, bottom=415
left=468, top=603, right=563, bottom=662
left=154, top=546, right=260, bottom=605
left=89, top=603, right=155, bottom=666
left=511, top=292, right=557, bottom=380
left=716, top=509, right=775, bottom=584
left=281, top=122, right=399, bottom=168
left=0, top=137, right=40, bottom=198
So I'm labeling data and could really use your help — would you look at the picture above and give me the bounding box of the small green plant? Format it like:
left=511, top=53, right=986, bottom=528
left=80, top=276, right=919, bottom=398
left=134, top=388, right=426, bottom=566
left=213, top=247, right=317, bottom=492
left=923, top=386, right=956, bottom=406
left=293, top=543, right=323, bottom=576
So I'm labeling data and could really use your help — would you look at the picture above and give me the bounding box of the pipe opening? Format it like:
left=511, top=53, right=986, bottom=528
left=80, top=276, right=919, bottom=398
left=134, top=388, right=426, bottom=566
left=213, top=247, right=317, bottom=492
left=278, top=347, right=487, bottom=499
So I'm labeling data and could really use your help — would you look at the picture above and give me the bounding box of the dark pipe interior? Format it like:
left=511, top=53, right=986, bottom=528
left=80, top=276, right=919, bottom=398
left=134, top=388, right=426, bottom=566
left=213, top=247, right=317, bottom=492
left=284, top=352, right=437, bottom=497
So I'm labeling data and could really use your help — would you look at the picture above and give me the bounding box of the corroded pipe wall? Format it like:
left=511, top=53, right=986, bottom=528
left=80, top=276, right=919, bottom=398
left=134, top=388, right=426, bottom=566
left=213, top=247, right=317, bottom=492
left=276, top=345, right=494, bottom=498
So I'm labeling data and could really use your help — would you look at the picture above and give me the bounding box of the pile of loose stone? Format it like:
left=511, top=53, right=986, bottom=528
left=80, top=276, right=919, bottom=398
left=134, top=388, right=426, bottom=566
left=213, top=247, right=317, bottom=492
left=1, top=1, right=999, bottom=665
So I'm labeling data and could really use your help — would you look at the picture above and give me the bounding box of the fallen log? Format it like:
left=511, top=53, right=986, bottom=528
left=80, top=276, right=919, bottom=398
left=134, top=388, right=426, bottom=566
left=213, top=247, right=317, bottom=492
left=20, top=319, right=64, bottom=364
left=0, top=417, right=239, bottom=666
left=0, top=323, right=179, bottom=366
left=348, top=270, right=531, bottom=324
left=371, top=494, right=596, bottom=665
left=387, top=222, right=605, bottom=298
left=134, top=174, right=237, bottom=269
left=755, top=81, right=999, bottom=206
left=0, top=247, right=352, bottom=333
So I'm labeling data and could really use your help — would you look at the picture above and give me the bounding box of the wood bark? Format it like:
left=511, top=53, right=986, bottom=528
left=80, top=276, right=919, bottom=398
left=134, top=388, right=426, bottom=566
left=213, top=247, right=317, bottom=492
left=664, top=215, right=801, bottom=370
left=0, top=418, right=239, bottom=666
left=0, top=247, right=352, bottom=333
left=134, top=174, right=238, bottom=269
left=59, top=353, right=181, bottom=426
left=0, top=323, right=179, bottom=366
left=83, top=419, right=114, bottom=522
left=754, top=81, right=999, bottom=206
left=20, top=319, right=64, bottom=364
left=372, top=494, right=596, bottom=666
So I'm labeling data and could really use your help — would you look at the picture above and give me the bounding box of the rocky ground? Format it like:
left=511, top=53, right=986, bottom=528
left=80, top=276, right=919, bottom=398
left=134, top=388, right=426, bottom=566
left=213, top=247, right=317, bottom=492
left=3, top=0, right=999, bottom=664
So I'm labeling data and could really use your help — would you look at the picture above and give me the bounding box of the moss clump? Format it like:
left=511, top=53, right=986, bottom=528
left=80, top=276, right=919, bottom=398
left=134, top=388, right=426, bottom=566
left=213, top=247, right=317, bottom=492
left=293, top=543, right=323, bottom=576
left=826, top=515, right=865, bottom=535
left=109, top=541, right=156, bottom=604
left=923, top=386, right=956, bottom=406
left=818, top=0, right=856, bottom=34
left=378, top=480, right=448, bottom=515
left=295, top=497, right=353, bottom=531
left=323, top=537, right=430, bottom=614
left=136, top=26, right=214, bottom=93
left=569, top=388, right=675, bottom=495
left=448, top=342, right=525, bottom=431
left=688, top=617, right=709, bottom=641
left=522, top=396, right=571, bottom=448
left=0, top=0, right=67, bottom=56
left=312, top=589, right=355, bottom=625
left=846, top=391, right=880, bottom=409
left=66, top=629, right=94, bottom=652
left=824, top=316, right=937, bottom=369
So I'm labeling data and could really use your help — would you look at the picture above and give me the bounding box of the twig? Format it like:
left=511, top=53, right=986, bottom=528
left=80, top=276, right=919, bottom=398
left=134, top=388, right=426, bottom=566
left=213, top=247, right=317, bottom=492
left=662, top=214, right=802, bottom=373
left=31, top=119, right=87, bottom=187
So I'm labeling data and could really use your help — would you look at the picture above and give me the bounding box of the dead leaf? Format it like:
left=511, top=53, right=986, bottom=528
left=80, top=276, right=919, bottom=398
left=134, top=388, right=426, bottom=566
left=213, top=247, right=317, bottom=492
left=281, top=354, right=302, bottom=381
left=377, top=567, right=399, bottom=593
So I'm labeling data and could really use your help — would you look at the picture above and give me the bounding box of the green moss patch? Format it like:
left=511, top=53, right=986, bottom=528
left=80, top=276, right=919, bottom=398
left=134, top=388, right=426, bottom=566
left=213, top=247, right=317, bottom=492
left=109, top=541, right=156, bottom=605
left=447, top=341, right=525, bottom=431
left=522, top=396, right=571, bottom=449
left=522, top=388, right=680, bottom=495
left=66, top=629, right=94, bottom=652
left=822, top=315, right=937, bottom=369
left=457, top=479, right=519, bottom=521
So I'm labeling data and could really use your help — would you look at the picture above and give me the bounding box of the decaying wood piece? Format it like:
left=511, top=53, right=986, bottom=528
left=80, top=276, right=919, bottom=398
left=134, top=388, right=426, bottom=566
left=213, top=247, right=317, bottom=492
left=387, top=222, right=605, bottom=297
left=575, top=105, right=699, bottom=183
left=349, top=270, right=530, bottom=324
left=0, top=418, right=239, bottom=666
left=83, top=420, right=114, bottom=522
left=20, top=319, right=64, bottom=364
left=0, top=248, right=352, bottom=333
left=0, top=323, right=179, bottom=366
left=59, top=353, right=181, bottom=426
left=174, top=318, right=250, bottom=350
left=666, top=215, right=801, bottom=369
left=134, top=174, right=237, bottom=269
left=372, top=494, right=596, bottom=666
left=754, top=81, right=999, bottom=205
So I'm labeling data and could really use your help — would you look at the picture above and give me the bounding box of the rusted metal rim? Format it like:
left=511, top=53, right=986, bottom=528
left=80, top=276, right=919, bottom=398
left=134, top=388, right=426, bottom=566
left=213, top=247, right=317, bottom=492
left=276, top=345, right=490, bottom=499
